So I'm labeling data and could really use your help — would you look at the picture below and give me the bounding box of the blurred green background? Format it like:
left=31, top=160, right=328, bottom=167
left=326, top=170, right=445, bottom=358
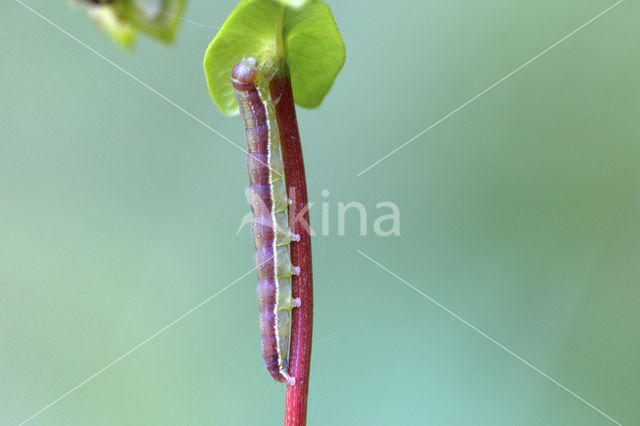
left=1, top=0, right=639, bottom=425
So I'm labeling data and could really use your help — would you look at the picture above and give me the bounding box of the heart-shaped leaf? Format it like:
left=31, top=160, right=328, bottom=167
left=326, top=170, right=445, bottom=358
left=203, top=0, right=345, bottom=115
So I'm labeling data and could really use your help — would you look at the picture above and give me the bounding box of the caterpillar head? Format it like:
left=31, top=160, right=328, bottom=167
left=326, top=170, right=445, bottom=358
left=231, top=58, right=259, bottom=91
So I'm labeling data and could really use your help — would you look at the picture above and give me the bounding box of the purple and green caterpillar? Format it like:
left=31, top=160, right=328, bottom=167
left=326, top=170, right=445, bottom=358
left=231, top=58, right=301, bottom=386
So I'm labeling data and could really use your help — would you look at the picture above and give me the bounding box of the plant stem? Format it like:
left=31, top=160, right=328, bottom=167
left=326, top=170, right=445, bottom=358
left=270, top=66, right=313, bottom=426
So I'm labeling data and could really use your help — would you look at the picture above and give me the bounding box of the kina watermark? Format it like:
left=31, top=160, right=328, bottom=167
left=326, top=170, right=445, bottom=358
left=236, top=189, right=400, bottom=237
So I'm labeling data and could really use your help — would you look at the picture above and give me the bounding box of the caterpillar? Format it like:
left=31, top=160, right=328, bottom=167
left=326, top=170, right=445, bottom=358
left=231, top=58, right=301, bottom=386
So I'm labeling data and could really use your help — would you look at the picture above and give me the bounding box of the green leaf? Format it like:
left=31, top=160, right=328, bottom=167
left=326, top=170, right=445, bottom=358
left=89, top=6, right=137, bottom=49
left=117, top=0, right=187, bottom=43
left=203, top=0, right=345, bottom=115
left=203, top=0, right=284, bottom=115
left=86, top=0, right=186, bottom=48
left=284, top=1, right=345, bottom=108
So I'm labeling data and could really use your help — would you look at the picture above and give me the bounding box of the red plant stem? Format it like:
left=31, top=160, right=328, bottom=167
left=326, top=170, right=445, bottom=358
left=270, top=67, right=313, bottom=426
